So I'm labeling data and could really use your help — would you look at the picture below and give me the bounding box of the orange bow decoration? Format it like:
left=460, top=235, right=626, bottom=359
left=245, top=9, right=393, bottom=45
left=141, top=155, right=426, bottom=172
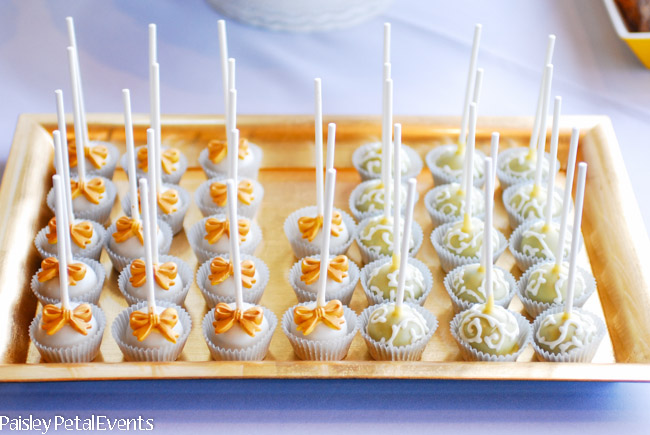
left=203, top=218, right=250, bottom=244
left=300, top=255, right=349, bottom=286
left=129, top=307, right=179, bottom=343
left=41, top=303, right=93, bottom=335
left=209, top=180, right=254, bottom=207
left=37, top=257, right=87, bottom=285
left=70, top=178, right=106, bottom=205
left=297, top=211, right=344, bottom=242
left=208, top=257, right=257, bottom=288
left=293, top=300, right=345, bottom=336
left=68, top=140, right=108, bottom=169
left=112, top=216, right=144, bottom=244
left=129, top=259, right=178, bottom=290
left=207, top=138, right=250, bottom=164
left=137, top=147, right=181, bottom=174
left=157, top=189, right=179, bottom=214
left=45, top=217, right=94, bottom=248
left=213, top=302, right=264, bottom=337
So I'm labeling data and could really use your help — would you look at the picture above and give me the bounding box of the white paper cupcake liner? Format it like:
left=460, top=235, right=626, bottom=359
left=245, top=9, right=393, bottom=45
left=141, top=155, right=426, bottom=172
left=509, top=219, right=584, bottom=272
left=450, top=308, right=532, bottom=362
left=289, top=254, right=360, bottom=306
left=31, top=257, right=106, bottom=306
left=430, top=220, right=508, bottom=273
left=198, top=142, right=263, bottom=181
left=359, top=303, right=438, bottom=361
left=352, top=142, right=423, bottom=182
left=423, top=185, right=485, bottom=229
left=360, top=257, right=433, bottom=306
left=188, top=214, right=263, bottom=264
left=29, top=303, right=106, bottom=363
left=443, top=263, right=517, bottom=314
left=196, top=253, right=270, bottom=308
left=194, top=176, right=264, bottom=219
left=425, top=145, right=486, bottom=187
left=34, top=220, right=107, bottom=262
left=202, top=305, right=277, bottom=361
left=284, top=206, right=357, bottom=259
left=496, top=147, right=560, bottom=191
left=69, top=141, right=121, bottom=180
left=121, top=184, right=190, bottom=235
left=531, top=305, right=607, bottom=363
left=347, top=179, right=420, bottom=222
left=120, top=146, right=189, bottom=185
left=355, top=216, right=423, bottom=265
left=104, top=218, right=173, bottom=272
left=112, top=299, right=192, bottom=362
left=502, top=182, right=568, bottom=230
left=517, top=260, right=597, bottom=318
left=47, top=176, right=117, bottom=225
left=282, top=303, right=359, bottom=361
left=118, top=255, right=193, bottom=306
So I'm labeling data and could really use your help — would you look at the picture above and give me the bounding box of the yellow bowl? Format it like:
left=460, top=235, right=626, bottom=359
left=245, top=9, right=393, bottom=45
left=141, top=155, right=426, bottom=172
left=603, top=0, right=650, bottom=68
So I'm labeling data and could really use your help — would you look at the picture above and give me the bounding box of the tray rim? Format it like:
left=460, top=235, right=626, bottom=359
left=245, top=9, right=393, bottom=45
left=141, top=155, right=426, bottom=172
left=1, top=113, right=649, bottom=383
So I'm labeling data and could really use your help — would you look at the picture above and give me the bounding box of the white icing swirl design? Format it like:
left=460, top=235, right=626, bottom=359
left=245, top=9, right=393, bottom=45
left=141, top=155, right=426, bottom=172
left=360, top=216, right=414, bottom=255
left=360, top=142, right=411, bottom=175
left=442, top=218, right=500, bottom=256
left=435, top=149, right=485, bottom=178
left=536, top=311, right=597, bottom=353
left=368, top=303, right=428, bottom=346
left=521, top=221, right=572, bottom=258
left=451, top=265, right=508, bottom=302
left=368, top=263, right=424, bottom=302
left=525, top=263, right=586, bottom=304
left=356, top=180, right=406, bottom=213
left=499, top=148, right=550, bottom=178
left=431, top=183, right=485, bottom=217
left=458, top=305, right=519, bottom=352
left=508, top=184, right=562, bottom=220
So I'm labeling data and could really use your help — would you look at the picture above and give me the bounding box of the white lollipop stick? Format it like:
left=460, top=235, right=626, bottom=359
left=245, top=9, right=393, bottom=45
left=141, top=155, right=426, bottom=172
left=463, top=103, right=478, bottom=224
left=565, top=163, right=587, bottom=315
left=149, top=24, right=157, bottom=65
left=382, top=78, right=393, bottom=220
left=544, top=96, right=562, bottom=226
left=383, top=62, right=391, bottom=84
left=66, top=17, right=88, bottom=149
left=228, top=88, right=238, bottom=180
left=225, top=179, right=244, bottom=310
left=53, top=175, right=70, bottom=309
left=528, top=35, right=556, bottom=153
left=228, top=58, right=236, bottom=95
left=123, top=89, right=140, bottom=222
left=139, top=178, right=156, bottom=311
left=55, top=90, right=75, bottom=222
left=67, top=47, right=86, bottom=183
left=146, top=128, right=159, bottom=265
left=484, top=157, right=494, bottom=307
left=395, top=178, right=417, bottom=309
left=393, top=123, right=402, bottom=261
left=555, top=128, right=580, bottom=266
left=227, top=58, right=236, bottom=145
left=217, top=20, right=229, bottom=128
left=383, top=23, right=391, bottom=67
left=229, top=128, right=240, bottom=186
left=459, top=24, right=482, bottom=145
left=151, top=62, right=163, bottom=193
left=490, top=132, right=499, bottom=187
left=472, top=68, right=484, bottom=106
left=314, top=78, right=324, bottom=217
left=317, top=168, right=337, bottom=308
left=326, top=123, right=336, bottom=172
left=53, top=131, right=74, bottom=265
left=533, top=64, right=554, bottom=190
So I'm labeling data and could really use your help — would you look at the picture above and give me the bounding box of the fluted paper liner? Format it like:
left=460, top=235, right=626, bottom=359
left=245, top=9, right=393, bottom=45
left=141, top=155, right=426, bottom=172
left=352, top=142, right=423, bottom=182
left=348, top=179, right=419, bottom=222
left=355, top=216, right=423, bottom=265
left=289, top=254, right=360, bottom=306
left=284, top=206, right=357, bottom=259
left=119, top=146, right=189, bottom=185
left=104, top=218, right=173, bottom=272
left=425, top=145, right=487, bottom=187
left=47, top=175, right=117, bottom=225
left=188, top=214, right=262, bottom=264
left=35, top=220, right=106, bottom=262
left=194, top=176, right=264, bottom=219
left=112, top=299, right=192, bottom=362
left=282, top=303, right=359, bottom=361
left=443, top=263, right=517, bottom=314
left=502, top=182, right=569, bottom=230
left=121, top=183, right=190, bottom=235
left=31, top=257, right=106, bottom=306
left=202, top=305, right=277, bottom=361
left=118, top=255, right=193, bottom=306
left=196, top=253, right=270, bottom=308
left=450, top=309, right=532, bottom=362
left=360, top=257, right=433, bottom=306
left=496, top=148, right=560, bottom=191
left=30, top=303, right=106, bottom=363
left=199, top=142, right=263, bottom=181
left=359, top=303, right=438, bottom=361
left=430, top=220, right=507, bottom=273
left=517, top=260, right=597, bottom=318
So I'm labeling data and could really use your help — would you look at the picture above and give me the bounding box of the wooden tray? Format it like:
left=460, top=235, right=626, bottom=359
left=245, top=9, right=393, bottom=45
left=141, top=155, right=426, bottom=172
left=1, top=114, right=649, bottom=382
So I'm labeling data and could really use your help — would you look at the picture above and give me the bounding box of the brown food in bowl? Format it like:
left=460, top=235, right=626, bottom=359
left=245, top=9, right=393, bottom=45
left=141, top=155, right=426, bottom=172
left=616, top=0, right=650, bottom=32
